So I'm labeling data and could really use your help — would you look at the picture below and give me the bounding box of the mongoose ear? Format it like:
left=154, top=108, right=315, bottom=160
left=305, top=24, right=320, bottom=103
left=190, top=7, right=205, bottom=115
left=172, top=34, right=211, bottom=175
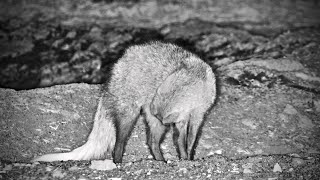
left=156, top=71, right=181, bottom=94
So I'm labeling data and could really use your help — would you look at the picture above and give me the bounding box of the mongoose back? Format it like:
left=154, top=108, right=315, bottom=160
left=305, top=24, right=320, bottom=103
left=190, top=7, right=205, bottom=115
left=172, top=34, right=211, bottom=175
left=33, top=41, right=216, bottom=163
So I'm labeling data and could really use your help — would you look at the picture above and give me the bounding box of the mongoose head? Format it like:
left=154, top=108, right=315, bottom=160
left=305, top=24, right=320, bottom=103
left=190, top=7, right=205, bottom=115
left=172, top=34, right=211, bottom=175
left=150, top=67, right=216, bottom=124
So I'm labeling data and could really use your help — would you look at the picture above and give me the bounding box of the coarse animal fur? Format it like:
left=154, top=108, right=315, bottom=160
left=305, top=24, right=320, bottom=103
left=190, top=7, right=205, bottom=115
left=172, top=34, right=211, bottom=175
left=33, top=41, right=216, bottom=163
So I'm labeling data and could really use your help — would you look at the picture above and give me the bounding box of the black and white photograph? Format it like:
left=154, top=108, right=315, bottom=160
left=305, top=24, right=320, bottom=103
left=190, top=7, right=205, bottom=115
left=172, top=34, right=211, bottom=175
left=0, top=0, right=319, bottom=179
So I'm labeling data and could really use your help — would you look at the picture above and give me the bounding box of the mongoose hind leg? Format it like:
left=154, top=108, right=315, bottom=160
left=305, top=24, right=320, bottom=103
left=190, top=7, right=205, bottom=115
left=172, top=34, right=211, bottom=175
left=113, top=106, right=140, bottom=163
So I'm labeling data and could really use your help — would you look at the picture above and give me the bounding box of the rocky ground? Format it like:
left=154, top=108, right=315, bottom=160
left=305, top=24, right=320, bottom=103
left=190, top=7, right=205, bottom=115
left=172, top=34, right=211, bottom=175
left=0, top=0, right=320, bottom=179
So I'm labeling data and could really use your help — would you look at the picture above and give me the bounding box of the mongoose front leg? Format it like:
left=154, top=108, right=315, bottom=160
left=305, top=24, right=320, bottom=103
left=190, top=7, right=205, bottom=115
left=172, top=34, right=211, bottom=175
left=186, top=108, right=206, bottom=160
left=142, top=104, right=166, bottom=161
left=175, top=120, right=189, bottom=160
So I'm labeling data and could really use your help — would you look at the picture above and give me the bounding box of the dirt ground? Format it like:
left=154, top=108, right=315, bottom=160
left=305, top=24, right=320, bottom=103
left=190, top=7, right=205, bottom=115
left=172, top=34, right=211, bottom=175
left=0, top=0, right=320, bottom=179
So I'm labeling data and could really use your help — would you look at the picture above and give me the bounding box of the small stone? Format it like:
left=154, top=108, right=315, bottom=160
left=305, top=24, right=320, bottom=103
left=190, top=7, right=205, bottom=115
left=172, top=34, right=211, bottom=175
left=243, top=168, right=253, bottom=174
left=214, top=149, right=223, bottom=154
left=237, top=148, right=251, bottom=155
left=160, top=26, right=170, bottom=35
left=288, top=168, right=294, bottom=172
left=34, top=29, right=50, bottom=40
left=178, top=168, right=188, bottom=173
left=202, top=141, right=212, bottom=149
left=89, top=159, right=117, bottom=171
left=134, top=169, right=143, bottom=175
left=292, top=158, right=305, bottom=166
left=230, top=163, right=240, bottom=173
left=66, top=31, right=77, bottom=39
left=13, top=163, right=21, bottom=167
left=273, top=163, right=282, bottom=172
left=298, top=114, right=314, bottom=129
left=278, top=113, right=289, bottom=123
left=52, top=39, right=64, bottom=48
left=68, top=166, right=80, bottom=171
left=3, top=164, right=12, bottom=171
left=213, top=57, right=235, bottom=67
left=268, top=130, right=275, bottom=138
left=124, top=162, right=132, bottom=167
left=283, top=104, right=298, bottom=115
left=45, top=166, right=54, bottom=171
left=88, top=26, right=103, bottom=40
left=270, top=51, right=281, bottom=58
left=52, top=169, right=66, bottom=178
left=207, top=149, right=223, bottom=156
left=242, top=119, right=258, bottom=129
left=254, top=149, right=263, bottom=154
left=207, top=151, right=215, bottom=156
left=220, top=86, right=227, bottom=93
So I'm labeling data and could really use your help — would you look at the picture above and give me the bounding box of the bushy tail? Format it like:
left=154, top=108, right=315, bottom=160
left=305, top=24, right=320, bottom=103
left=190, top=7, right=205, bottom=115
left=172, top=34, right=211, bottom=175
left=32, top=96, right=116, bottom=162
